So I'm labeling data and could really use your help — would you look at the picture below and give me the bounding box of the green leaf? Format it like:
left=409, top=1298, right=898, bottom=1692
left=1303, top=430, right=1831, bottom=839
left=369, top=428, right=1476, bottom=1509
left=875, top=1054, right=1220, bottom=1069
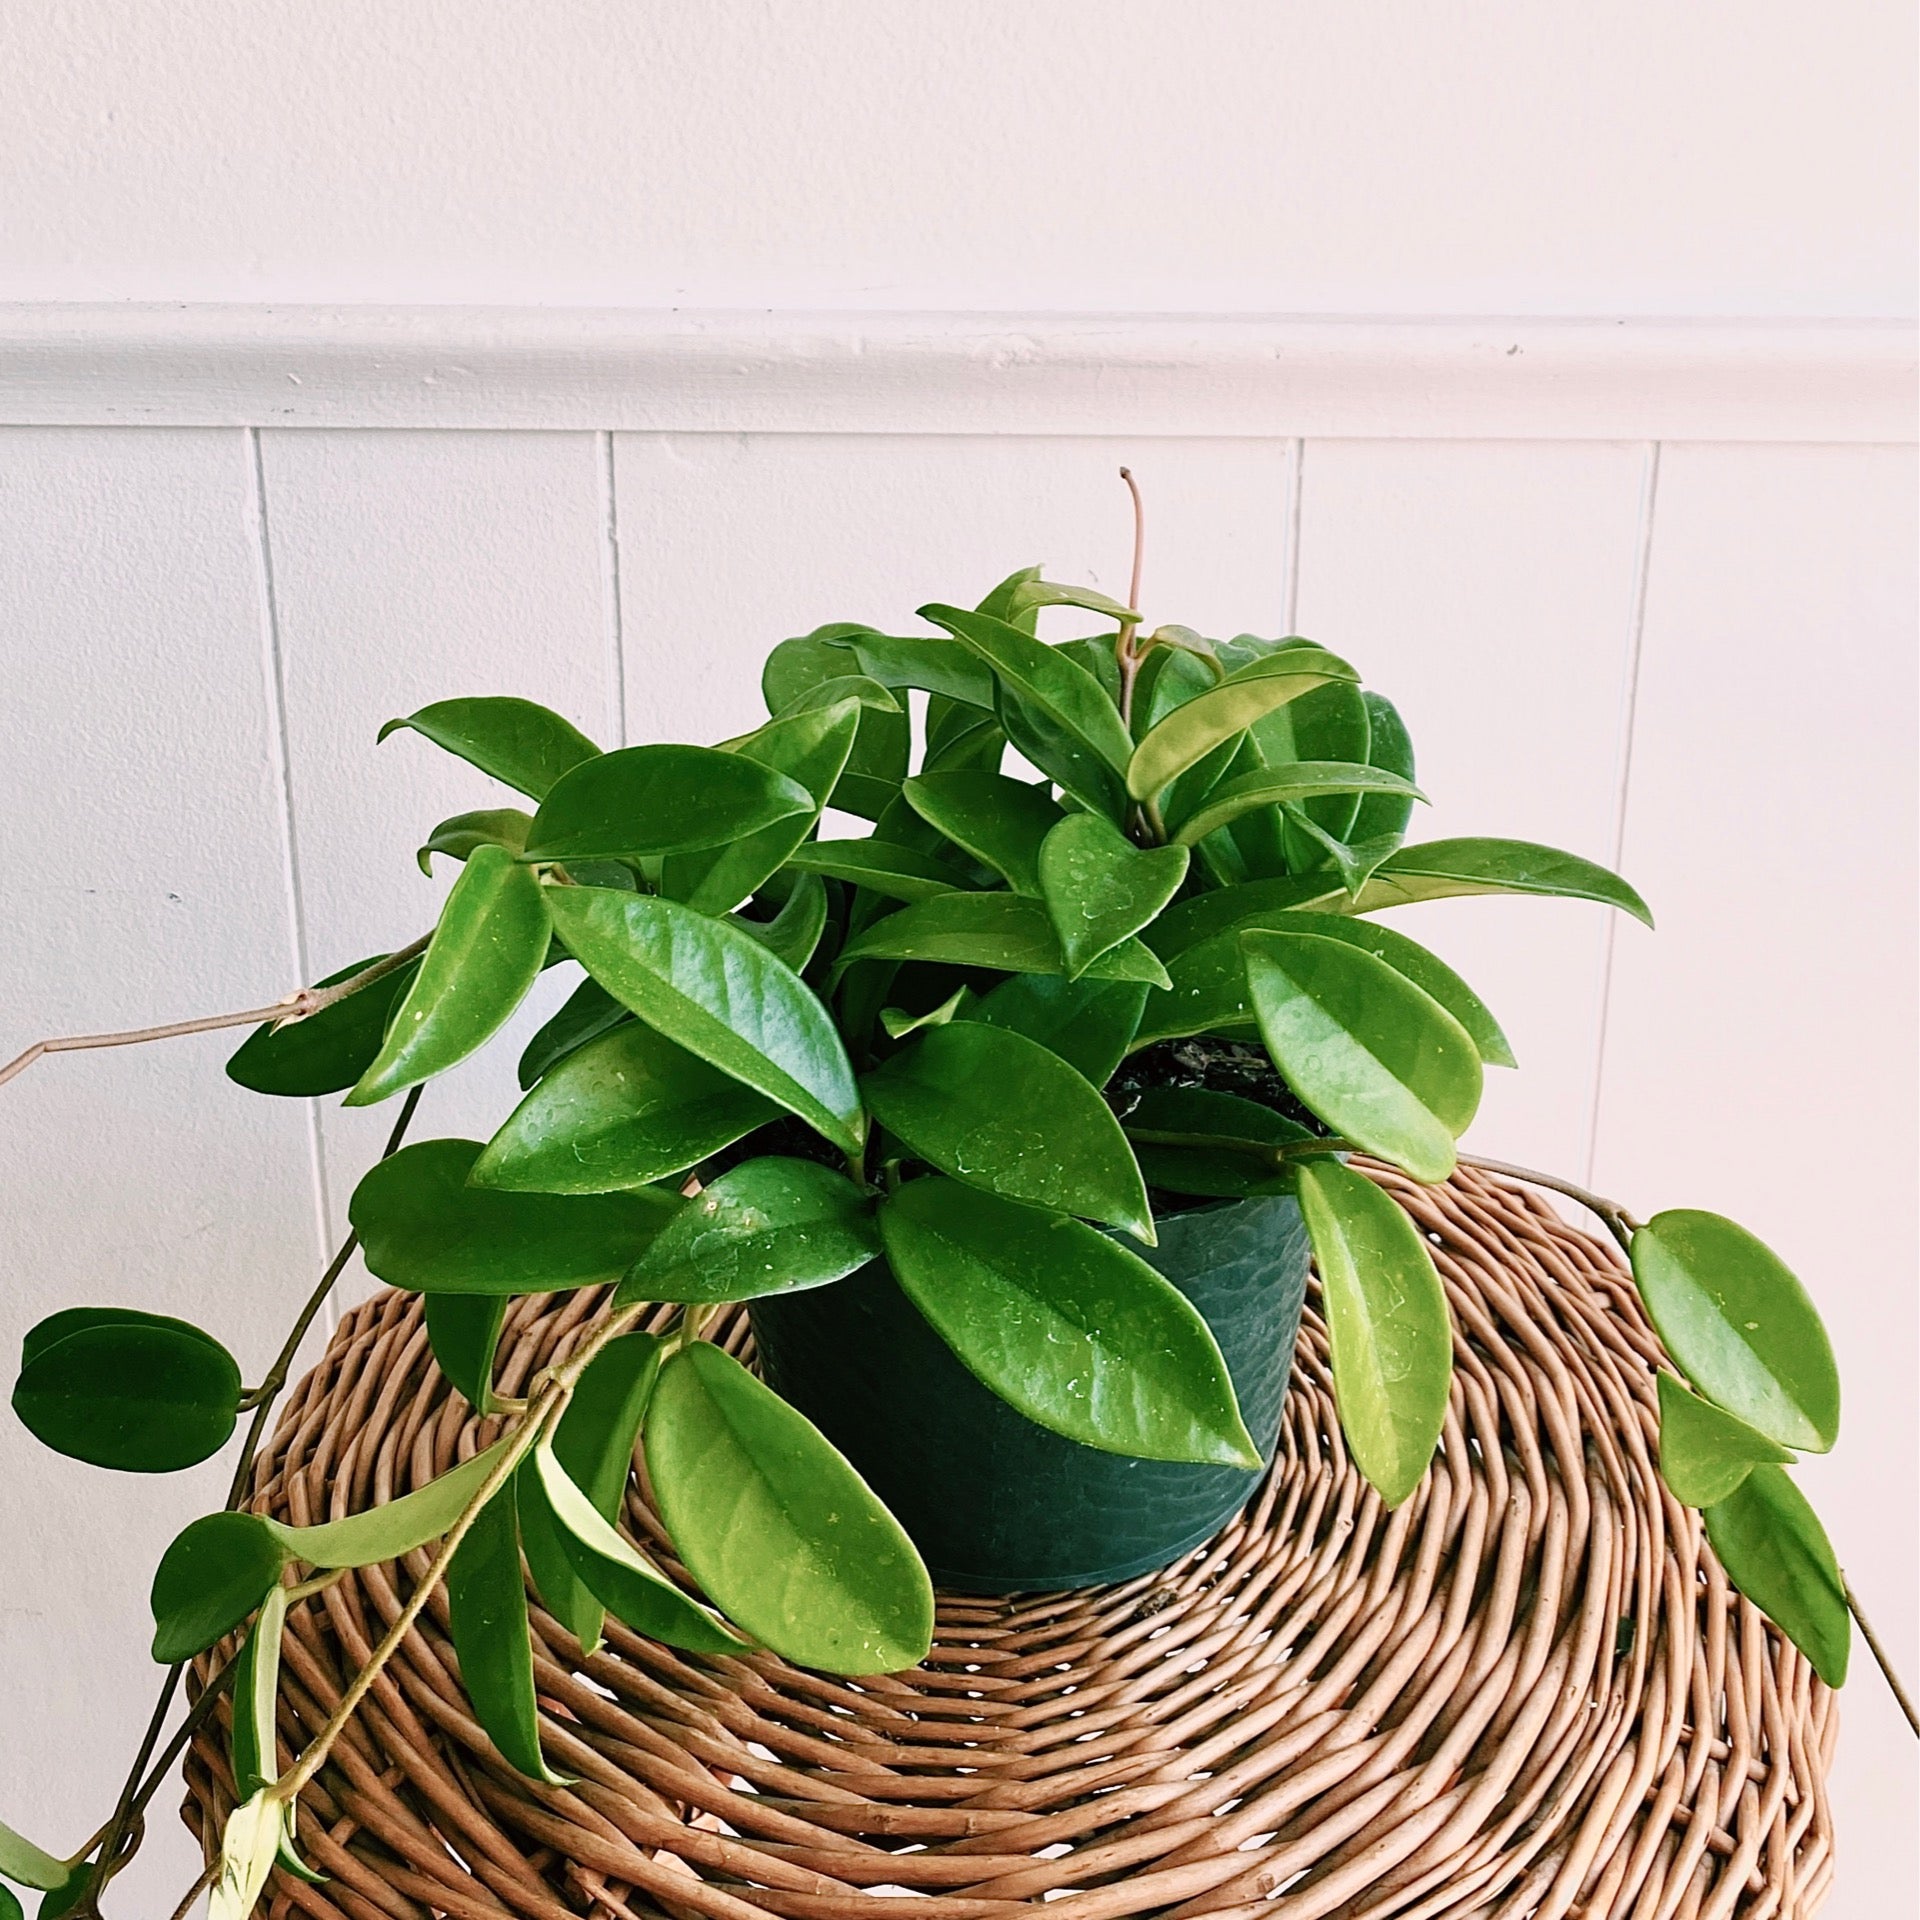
left=862, top=1022, right=1152, bottom=1242
left=31, top=1866, right=91, bottom=1920
left=1146, top=875, right=1347, bottom=961
left=730, top=869, right=830, bottom=974
left=0, top=1822, right=69, bottom=1894
left=229, top=1581, right=288, bottom=1798
left=1037, top=813, right=1189, bottom=978
left=1350, top=692, right=1417, bottom=844
left=1054, top=634, right=1124, bottom=706
left=1127, top=646, right=1357, bottom=800
left=1118, top=1086, right=1314, bottom=1198
left=901, top=771, right=1065, bottom=896
left=150, top=1512, right=288, bottom=1662
left=13, top=1312, right=241, bottom=1473
left=346, top=846, right=550, bottom=1105
left=761, top=626, right=865, bottom=711
left=617, top=1159, right=880, bottom=1305
left=1704, top=1466, right=1850, bottom=1685
left=1656, top=1373, right=1795, bottom=1509
left=425, top=1294, right=509, bottom=1412
left=879, top=1178, right=1257, bottom=1465
left=1348, top=838, right=1653, bottom=926
left=516, top=974, right=630, bottom=1089
left=378, top=697, right=600, bottom=801
left=1242, top=930, right=1482, bottom=1183
left=1282, top=815, right=1406, bottom=899
left=545, top=889, right=864, bottom=1156
left=0, top=1883, right=17, bottom=1920
left=961, top=974, right=1148, bottom=1088
left=351, top=1139, right=674, bottom=1294
left=445, top=1490, right=565, bottom=1782
left=516, top=1332, right=661, bottom=1653
left=226, top=952, right=422, bottom=1097
left=1004, top=576, right=1139, bottom=625
left=832, top=891, right=1171, bottom=989
left=848, top=633, right=996, bottom=707
left=646, top=1343, right=932, bottom=1673
left=475, top=1022, right=778, bottom=1194
left=922, top=696, right=1006, bottom=775
left=920, top=603, right=1132, bottom=818
left=524, top=745, right=815, bottom=865
left=1169, top=762, right=1424, bottom=847
left=1295, top=1158, right=1453, bottom=1507
left=264, top=1436, right=516, bottom=1568
left=1251, top=678, right=1373, bottom=852
left=1630, top=1212, right=1839, bottom=1453
left=207, top=1791, right=281, bottom=1920
left=416, top=806, right=532, bottom=875
left=662, top=701, right=859, bottom=913
left=783, top=838, right=971, bottom=904
left=881, top=986, right=972, bottom=1039
left=530, top=1446, right=748, bottom=1654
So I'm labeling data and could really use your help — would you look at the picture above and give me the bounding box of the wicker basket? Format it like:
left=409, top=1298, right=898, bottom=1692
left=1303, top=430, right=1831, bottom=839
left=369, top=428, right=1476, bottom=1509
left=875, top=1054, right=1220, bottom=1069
left=183, top=1163, right=1836, bottom=1919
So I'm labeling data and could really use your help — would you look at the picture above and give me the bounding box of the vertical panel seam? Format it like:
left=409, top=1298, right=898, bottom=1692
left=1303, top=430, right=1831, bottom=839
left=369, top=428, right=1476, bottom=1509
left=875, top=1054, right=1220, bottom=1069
left=1584, top=439, right=1661, bottom=1184
left=1283, top=438, right=1306, bottom=632
left=248, top=428, right=335, bottom=1286
left=599, top=430, right=629, bottom=748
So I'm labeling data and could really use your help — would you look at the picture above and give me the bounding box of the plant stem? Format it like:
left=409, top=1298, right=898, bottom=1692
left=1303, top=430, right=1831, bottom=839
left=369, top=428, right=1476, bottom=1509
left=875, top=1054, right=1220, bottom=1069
left=1844, top=1578, right=1920, bottom=1737
left=0, top=934, right=431, bottom=1093
left=1455, top=1153, right=1643, bottom=1251
left=1115, top=467, right=1147, bottom=732
left=167, top=1856, right=219, bottom=1920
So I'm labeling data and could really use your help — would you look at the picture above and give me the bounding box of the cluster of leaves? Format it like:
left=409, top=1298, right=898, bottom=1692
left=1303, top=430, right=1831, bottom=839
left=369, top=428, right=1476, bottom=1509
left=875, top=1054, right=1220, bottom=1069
left=2, top=565, right=1855, bottom=1920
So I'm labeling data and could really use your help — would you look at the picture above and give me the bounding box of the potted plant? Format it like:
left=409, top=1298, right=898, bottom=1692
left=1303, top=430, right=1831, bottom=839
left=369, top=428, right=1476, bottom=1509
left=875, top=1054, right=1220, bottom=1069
left=0, top=522, right=1899, bottom=1920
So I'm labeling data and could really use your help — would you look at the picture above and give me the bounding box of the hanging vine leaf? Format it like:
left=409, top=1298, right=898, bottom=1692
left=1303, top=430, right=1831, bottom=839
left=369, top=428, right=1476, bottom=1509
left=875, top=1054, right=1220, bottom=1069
left=1703, top=1466, right=1850, bottom=1686
left=424, top=1295, right=510, bottom=1413
left=226, top=951, right=422, bottom=1097
left=149, top=1513, right=288, bottom=1662
left=1656, top=1373, right=1795, bottom=1509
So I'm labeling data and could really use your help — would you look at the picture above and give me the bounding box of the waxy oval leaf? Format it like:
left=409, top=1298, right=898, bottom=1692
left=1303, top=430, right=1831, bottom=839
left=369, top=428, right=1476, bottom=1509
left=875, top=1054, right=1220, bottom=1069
left=1169, top=761, right=1424, bottom=847
left=13, top=1313, right=241, bottom=1473
left=833, top=891, right=1171, bottom=989
left=963, top=973, right=1148, bottom=1088
left=1704, top=1465, right=1849, bottom=1685
left=417, top=806, right=532, bottom=874
left=1117, top=1085, right=1314, bottom=1198
left=1349, top=838, right=1652, bottom=926
left=424, top=1294, right=509, bottom=1412
left=783, top=838, right=971, bottom=903
left=1037, top=813, right=1189, bottom=979
left=1146, top=875, right=1348, bottom=962
left=901, top=771, right=1065, bottom=896
left=229, top=1581, right=289, bottom=1799
left=880, top=1178, right=1259, bottom=1467
left=351, top=1138, right=674, bottom=1295
left=475, top=1021, right=778, bottom=1194
left=267, top=1436, right=516, bottom=1569
left=1656, top=1372, right=1795, bottom=1509
left=0, top=1819, right=71, bottom=1893
left=226, top=951, right=422, bottom=1097
left=731, top=870, right=830, bottom=974
left=524, top=745, right=814, bottom=864
left=1127, top=646, right=1357, bottom=800
left=378, top=697, right=600, bottom=801
left=150, top=1512, right=288, bottom=1662
left=862, top=1021, right=1152, bottom=1242
left=617, top=1159, right=880, bottom=1306
left=1243, top=930, right=1482, bottom=1183
left=1349, top=692, right=1417, bottom=843
left=1631, top=1212, right=1839, bottom=1453
left=646, top=1343, right=933, bottom=1673
left=545, top=889, right=864, bottom=1156
left=1295, top=1158, right=1452, bottom=1507
left=849, top=633, right=996, bottom=707
left=517, top=974, right=629, bottom=1089
left=347, top=845, right=551, bottom=1105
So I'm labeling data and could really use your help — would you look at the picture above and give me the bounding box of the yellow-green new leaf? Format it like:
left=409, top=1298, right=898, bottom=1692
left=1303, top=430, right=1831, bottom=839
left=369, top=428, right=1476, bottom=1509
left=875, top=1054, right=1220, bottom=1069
left=263, top=1436, right=516, bottom=1568
left=207, top=1791, right=281, bottom=1920
left=1704, top=1466, right=1850, bottom=1685
left=1347, top=838, right=1652, bottom=925
left=1296, top=1159, right=1452, bottom=1507
left=0, top=1820, right=69, bottom=1893
left=1656, top=1373, right=1794, bottom=1509
left=1169, top=761, right=1424, bottom=847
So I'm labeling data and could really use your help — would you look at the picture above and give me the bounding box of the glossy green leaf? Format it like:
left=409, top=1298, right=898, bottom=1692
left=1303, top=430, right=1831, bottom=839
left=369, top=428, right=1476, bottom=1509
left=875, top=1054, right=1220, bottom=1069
left=425, top=1294, right=509, bottom=1412
left=922, top=695, right=1005, bottom=774
left=848, top=633, right=996, bottom=707
left=1145, top=875, right=1348, bottom=961
left=0, top=1821, right=69, bottom=1893
left=783, top=838, right=971, bottom=903
left=1053, top=635, right=1124, bottom=706
left=445, top=1488, right=565, bottom=1781
left=1349, top=692, right=1417, bottom=843
left=832, top=891, right=1171, bottom=989
left=1251, top=678, right=1372, bottom=851
left=1295, top=1158, right=1453, bottom=1507
left=862, top=1022, right=1152, bottom=1241
left=524, top=745, right=814, bottom=864
left=1242, top=930, right=1482, bottom=1183
left=880, top=986, right=972, bottom=1039
left=1704, top=1466, right=1850, bottom=1685
left=761, top=625, right=866, bottom=711
left=0, top=1882, right=18, bottom=1920
left=1169, top=761, right=1424, bottom=847
left=264, top=1436, right=516, bottom=1568
left=1348, top=838, right=1653, bottom=926
left=351, top=1138, right=674, bottom=1294
left=662, top=701, right=859, bottom=913
left=377, top=697, right=600, bottom=801
left=901, top=771, right=1066, bottom=896
left=1656, top=1373, right=1795, bottom=1509
left=416, top=806, right=532, bottom=874
left=879, top=1178, right=1257, bottom=1466
left=732, top=869, right=830, bottom=975
left=920, top=603, right=1132, bottom=817
left=1003, top=575, right=1139, bottom=625
left=1037, top=813, right=1189, bottom=977
left=13, top=1313, right=241, bottom=1473
left=31, top=1863, right=93, bottom=1920
left=1127, top=646, right=1357, bottom=800
left=475, top=1022, right=778, bottom=1194
left=961, top=973, right=1148, bottom=1088
left=229, top=1581, right=288, bottom=1798
left=1117, top=1085, right=1314, bottom=1198
left=646, top=1342, right=933, bottom=1673
left=226, top=951, right=422, bottom=1097
left=207, top=1791, right=281, bottom=1920
left=1631, top=1212, right=1839, bottom=1453
left=150, top=1512, right=288, bottom=1662
left=974, top=564, right=1044, bottom=628
left=1283, top=814, right=1406, bottom=898
left=516, top=974, right=630, bottom=1089
left=347, top=846, right=550, bottom=1105
left=767, top=672, right=901, bottom=722
left=530, top=1446, right=748, bottom=1654
left=545, top=889, right=864, bottom=1155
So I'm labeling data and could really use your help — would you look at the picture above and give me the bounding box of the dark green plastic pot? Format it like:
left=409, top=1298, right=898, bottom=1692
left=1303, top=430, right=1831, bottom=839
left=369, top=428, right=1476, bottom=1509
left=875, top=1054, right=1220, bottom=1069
left=750, top=1191, right=1309, bottom=1593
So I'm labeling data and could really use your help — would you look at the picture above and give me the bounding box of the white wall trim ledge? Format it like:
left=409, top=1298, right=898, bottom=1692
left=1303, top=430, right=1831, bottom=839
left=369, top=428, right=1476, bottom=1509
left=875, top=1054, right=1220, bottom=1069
left=0, top=307, right=1911, bottom=440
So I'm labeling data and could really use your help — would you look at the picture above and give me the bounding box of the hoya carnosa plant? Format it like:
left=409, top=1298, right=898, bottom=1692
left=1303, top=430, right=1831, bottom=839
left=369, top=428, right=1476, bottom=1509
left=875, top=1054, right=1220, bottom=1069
left=0, top=551, right=1885, bottom=1920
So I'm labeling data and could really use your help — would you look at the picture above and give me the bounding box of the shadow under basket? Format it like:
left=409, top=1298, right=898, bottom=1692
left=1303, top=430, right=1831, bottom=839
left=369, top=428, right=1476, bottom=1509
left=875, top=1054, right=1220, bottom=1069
left=183, top=1162, right=1839, bottom=1920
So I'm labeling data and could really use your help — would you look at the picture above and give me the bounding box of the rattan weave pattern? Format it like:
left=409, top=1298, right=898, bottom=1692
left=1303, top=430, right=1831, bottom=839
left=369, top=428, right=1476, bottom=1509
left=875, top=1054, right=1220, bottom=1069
left=182, top=1164, right=1836, bottom=1919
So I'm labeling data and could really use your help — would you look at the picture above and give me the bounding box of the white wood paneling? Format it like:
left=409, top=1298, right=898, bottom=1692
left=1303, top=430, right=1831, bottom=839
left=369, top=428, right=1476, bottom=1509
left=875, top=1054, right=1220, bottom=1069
left=1292, top=438, right=1653, bottom=1172
left=1591, top=442, right=1919, bottom=1909
left=0, top=428, right=318, bottom=1910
